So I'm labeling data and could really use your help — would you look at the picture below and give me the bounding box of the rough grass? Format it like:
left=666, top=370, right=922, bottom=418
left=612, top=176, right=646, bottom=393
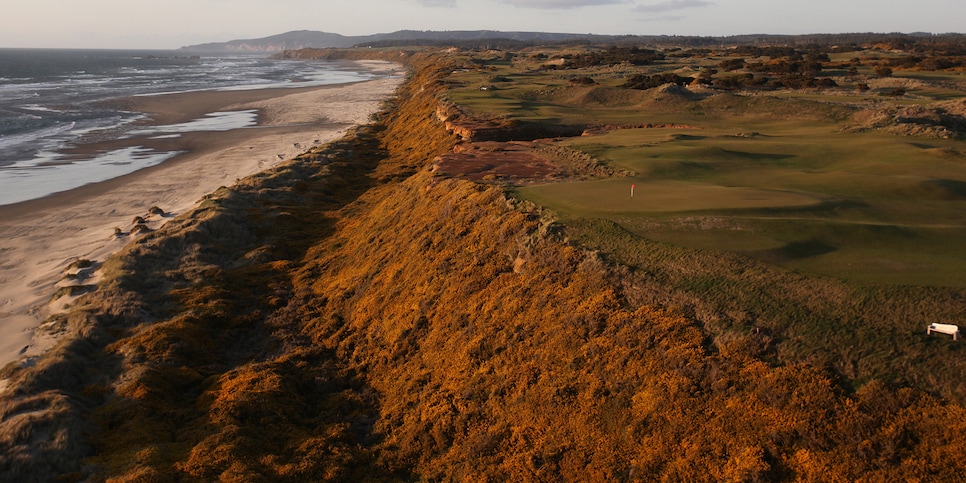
left=2, top=49, right=966, bottom=482
left=562, top=216, right=966, bottom=397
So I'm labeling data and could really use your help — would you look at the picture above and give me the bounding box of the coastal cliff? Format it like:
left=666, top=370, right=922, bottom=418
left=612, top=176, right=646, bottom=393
left=2, top=53, right=966, bottom=481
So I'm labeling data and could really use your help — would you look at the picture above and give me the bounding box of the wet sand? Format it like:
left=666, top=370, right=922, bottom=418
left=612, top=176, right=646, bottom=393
left=0, top=61, right=404, bottom=368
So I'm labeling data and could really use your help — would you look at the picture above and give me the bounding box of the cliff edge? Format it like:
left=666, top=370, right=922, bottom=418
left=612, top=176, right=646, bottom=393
left=1, top=53, right=965, bottom=482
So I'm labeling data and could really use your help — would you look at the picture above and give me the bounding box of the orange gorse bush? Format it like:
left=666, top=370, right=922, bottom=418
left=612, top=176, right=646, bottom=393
left=1, top=50, right=965, bottom=482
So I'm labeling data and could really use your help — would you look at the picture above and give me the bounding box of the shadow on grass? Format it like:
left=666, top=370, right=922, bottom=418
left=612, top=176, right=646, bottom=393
left=0, top=124, right=405, bottom=481
left=921, top=178, right=966, bottom=200
left=760, top=239, right=838, bottom=262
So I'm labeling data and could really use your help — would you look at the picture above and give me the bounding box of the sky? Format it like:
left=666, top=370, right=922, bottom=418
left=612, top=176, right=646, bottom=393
left=1, top=0, right=963, bottom=50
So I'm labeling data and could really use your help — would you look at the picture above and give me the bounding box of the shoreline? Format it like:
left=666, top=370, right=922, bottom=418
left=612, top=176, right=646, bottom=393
left=0, top=61, right=405, bottom=368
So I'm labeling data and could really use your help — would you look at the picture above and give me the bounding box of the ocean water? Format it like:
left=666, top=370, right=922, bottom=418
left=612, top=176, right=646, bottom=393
left=0, top=49, right=379, bottom=206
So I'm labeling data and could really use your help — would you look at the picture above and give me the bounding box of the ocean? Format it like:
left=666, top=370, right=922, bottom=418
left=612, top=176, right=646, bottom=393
left=0, top=49, right=379, bottom=206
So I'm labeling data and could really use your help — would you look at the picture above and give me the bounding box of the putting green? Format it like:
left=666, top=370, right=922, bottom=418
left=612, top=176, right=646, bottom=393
left=517, top=178, right=822, bottom=215
left=446, top=54, right=966, bottom=286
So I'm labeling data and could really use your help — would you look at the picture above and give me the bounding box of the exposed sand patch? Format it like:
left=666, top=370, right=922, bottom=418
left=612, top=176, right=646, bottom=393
left=0, top=66, right=404, bottom=368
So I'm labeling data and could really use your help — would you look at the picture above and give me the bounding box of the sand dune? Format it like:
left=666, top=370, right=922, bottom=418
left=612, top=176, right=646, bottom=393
left=0, top=62, right=404, bottom=368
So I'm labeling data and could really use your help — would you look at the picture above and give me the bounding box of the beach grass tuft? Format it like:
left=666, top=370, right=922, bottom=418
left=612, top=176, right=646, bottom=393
left=2, top=45, right=966, bottom=481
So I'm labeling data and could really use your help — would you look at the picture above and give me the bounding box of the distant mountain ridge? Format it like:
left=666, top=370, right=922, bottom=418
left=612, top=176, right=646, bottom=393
left=178, top=29, right=613, bottom=52
left=180, top=30, right=360, bottom=52
left=180, top=29, right=966, bottom=53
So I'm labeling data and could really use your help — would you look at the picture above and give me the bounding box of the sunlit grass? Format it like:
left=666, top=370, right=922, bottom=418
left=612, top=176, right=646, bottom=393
left=6, top=48, right=966, bottom=483
left=468, top=79, right=966, bottom=286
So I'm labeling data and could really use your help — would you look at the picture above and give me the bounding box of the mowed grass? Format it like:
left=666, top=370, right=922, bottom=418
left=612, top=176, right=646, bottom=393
left=446, top=56, right=966, bottom=287
left=516, top=124, right=966, bottom=286
left=447, top=67, right=702, bottom=125
left=515, top=178, right=821, bottom=215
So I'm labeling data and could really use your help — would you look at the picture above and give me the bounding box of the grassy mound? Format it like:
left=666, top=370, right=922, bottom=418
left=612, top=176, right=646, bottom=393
left=2, top=51, right=966, bottom=482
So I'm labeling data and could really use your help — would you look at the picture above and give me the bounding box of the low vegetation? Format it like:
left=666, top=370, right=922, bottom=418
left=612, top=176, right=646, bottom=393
left=446, top=40, right=966, bottom=287
left=1, top=38, right=966, bottom=481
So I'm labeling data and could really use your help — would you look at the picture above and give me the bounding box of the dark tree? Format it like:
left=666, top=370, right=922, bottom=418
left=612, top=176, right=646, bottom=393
left=718, top=58, right=746, bottom=71
left=874, top=65, right=894, bottom=77
left=621, top=73, right=694, bottom=90
left=569, top=76, right=596, bottom=86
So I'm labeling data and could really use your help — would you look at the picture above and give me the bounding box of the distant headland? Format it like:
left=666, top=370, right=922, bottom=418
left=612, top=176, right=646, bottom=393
left=179, top=29, right=966, bottom=52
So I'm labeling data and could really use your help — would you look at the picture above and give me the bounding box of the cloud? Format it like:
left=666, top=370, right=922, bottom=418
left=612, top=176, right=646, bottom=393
left=412, top=0, right=457, bottom=6
left=638, top=14, right=685, bottom=22
left=633, top=0, right=713, bottom=13
left=500, top=0, right=628, bottom=9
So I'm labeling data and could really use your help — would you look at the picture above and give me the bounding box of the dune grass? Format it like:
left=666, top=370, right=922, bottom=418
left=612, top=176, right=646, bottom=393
left=3, top=48, right=966, bottom=482
left=435, top=48, right=966, bottom=406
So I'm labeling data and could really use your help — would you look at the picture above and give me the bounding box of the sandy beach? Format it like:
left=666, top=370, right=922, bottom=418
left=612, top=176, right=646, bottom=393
left=0, top=61, right=404, bottom=368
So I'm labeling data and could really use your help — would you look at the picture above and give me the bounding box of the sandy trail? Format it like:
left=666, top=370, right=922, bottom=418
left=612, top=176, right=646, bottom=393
left=0, top=61, right=404, bottom=368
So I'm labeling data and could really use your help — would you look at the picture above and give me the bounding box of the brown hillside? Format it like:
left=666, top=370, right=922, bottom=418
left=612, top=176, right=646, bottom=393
left=1, top=52, right=965, bottom=482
